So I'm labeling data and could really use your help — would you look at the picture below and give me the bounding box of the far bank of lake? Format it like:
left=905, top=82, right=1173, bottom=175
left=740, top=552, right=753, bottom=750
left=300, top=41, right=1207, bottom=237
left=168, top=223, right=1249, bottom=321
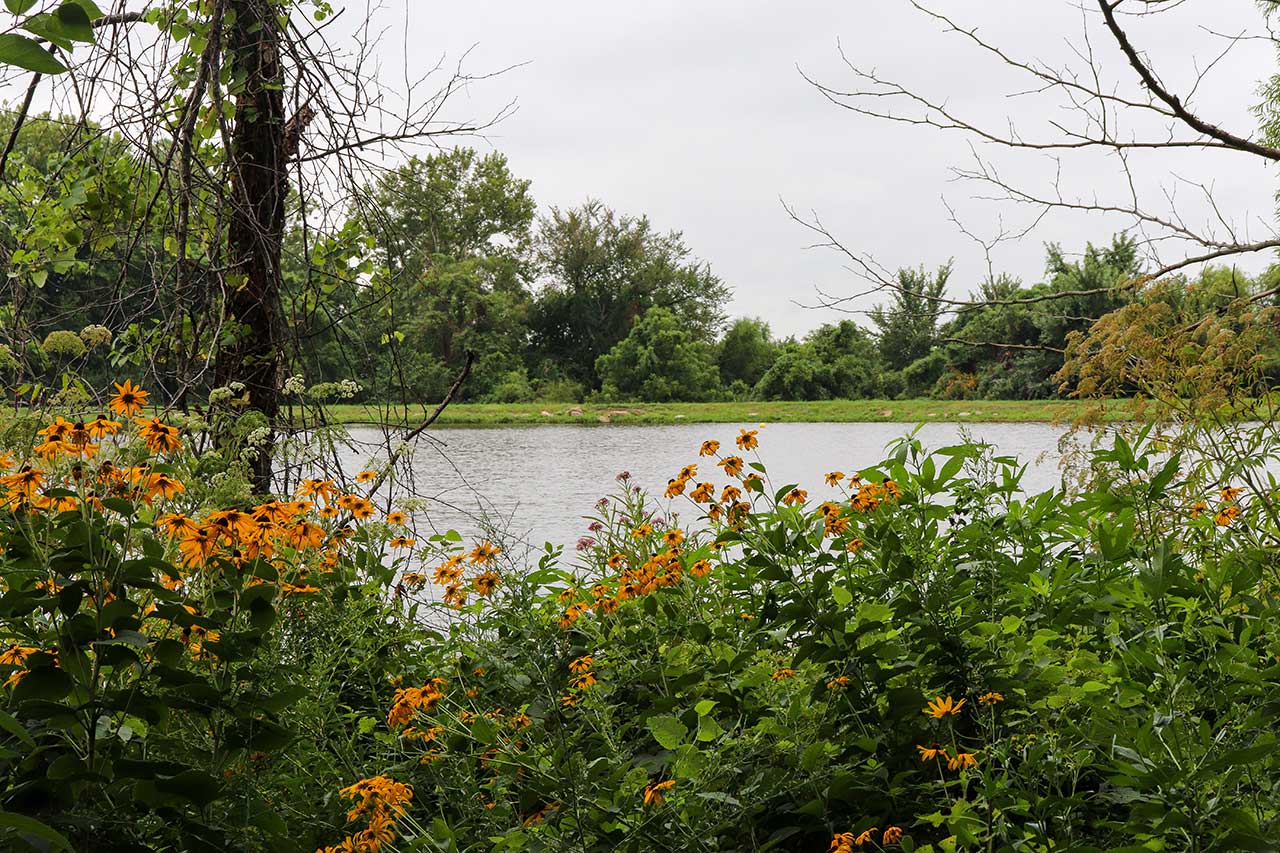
left=315, top=398, right=1130, bottom=428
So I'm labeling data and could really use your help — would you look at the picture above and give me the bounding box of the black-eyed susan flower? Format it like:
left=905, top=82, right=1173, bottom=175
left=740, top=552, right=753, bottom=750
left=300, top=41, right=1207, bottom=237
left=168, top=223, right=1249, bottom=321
left=925, top=695, right=966, bottom=718
left=109, top=380, right=149, bottom=417
left=642, top=779, right=675, bottom=807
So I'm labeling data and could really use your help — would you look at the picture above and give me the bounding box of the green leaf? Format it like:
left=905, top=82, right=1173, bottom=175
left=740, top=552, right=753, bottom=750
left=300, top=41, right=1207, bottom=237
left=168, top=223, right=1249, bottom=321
left=694, top=699, right=717, bottom=716
left=696, top=714, right=725, bottom=742
left=0, top=812, right=73, bottom=851
left=54, top=3, right=93, bottom=42
left=647, top=714, right=687, bottom=750
left=0, top=711, right=34, bottom=748
left=13, top=667, right=73, bottom=702
left=4, top=0, right=39, bottom=14
left=832, top=586, right=852, bottom=607
left=0, top=33, right=67, bottom=74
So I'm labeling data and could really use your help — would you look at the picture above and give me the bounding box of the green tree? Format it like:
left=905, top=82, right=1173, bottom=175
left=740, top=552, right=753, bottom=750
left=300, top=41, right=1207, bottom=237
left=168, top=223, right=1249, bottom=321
left=530, top=200, right=731, bottom=389
left=869, top=262, right=952, bottom=371
left=595, top=307, right=720, bottom=401
left=717, top=317, right=777, bottom=393
left=755, top=320, right=881, bottom=400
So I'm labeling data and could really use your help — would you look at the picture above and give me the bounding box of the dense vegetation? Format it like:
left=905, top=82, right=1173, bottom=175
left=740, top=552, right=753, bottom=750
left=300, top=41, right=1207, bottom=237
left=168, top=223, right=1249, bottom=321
left=1, top=388, right=1277, bottom=852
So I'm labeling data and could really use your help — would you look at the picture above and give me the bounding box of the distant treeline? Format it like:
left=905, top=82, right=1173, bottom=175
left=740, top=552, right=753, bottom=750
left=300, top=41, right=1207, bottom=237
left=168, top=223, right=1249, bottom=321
left=4, top=129, right=1278, bottom=404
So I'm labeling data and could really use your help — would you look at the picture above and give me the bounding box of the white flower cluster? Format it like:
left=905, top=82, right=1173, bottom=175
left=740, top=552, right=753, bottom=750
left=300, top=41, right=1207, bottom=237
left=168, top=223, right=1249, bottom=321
left=79, top=324, right=113, bottom=347
left=239, top=426, right=273, bottom=462
left=283, top=374, right=306, bottom=395
left=337, top=379, right=361, bottom=399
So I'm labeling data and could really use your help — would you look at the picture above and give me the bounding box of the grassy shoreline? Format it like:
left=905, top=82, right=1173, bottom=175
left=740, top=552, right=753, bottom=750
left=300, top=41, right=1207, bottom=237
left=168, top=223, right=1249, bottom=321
left=307, top=398, right=1129, bottom=427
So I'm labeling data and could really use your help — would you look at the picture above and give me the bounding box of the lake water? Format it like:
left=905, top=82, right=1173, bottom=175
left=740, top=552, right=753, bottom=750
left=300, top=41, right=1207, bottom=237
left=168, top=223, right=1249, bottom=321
left=339, top=422, right=1072, bottom=550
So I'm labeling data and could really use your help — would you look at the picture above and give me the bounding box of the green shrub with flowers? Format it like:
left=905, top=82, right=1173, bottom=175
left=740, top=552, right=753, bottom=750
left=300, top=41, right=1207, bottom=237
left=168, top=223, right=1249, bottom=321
left=0, top=381, right=1277, bottom=852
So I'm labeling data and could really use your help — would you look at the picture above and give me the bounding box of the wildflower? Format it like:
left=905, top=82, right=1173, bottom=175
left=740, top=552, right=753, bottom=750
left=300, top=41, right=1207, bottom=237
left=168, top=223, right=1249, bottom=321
left=916, top=743, right=949, bottom=762
left=109, top=380, right=149, bottom=417
left=576, top=536, right=596, bottom=551
left=356, top=469, right=377, bottom=483
left=925, top=695, right=966, bottom=718
left=606, top=553, right=627, bottom=570
left=664, top=478, right=687, bottom=498
left=389, top=536, right=416, bottom=549
left=690, top=481, right=715, bottom=503
left=135, top=418, right=182, bottom=454
left=1, top=467, right=45, bottom=501
left=829, top=832, right=855, bottom=853
left=690, top=559, right=712, bottom=578
left=854, top=828, right=877, bottom=846
left=631, top=524, right=652, bottom=539
left=883, top=826, right=904, bottom=844
left=1220, top=486, right=1243, bottom=502
left=1190, top=501, right=1207, bottom=518
left=978, top=691, right=1004, bottom=705
left=143, top=472, right=186, bottom=503
left=387, top=685, right=444, bottom=728
left=947, top=752, right=979, bottom=771
left=677, top=464, right=698, bottom=481
left=699, top=440, right=720, bottom=456
left=470, top=541, right=501, bottom=564
left=0, top=645, right=38, bottom=667
left=736, top=429, right=759, bottom=450
left=83, top=414, right=121, bottom=439
left=642, top=779, right=676, bottom=807
left=570, top=671, right=597, bottom=689
left=719, top=455, right=744, bottom=477
left=743, top=474, right=764, bottom=492
left=474, top=569, right=501, bottom=596
left=825, top=471, right=844, bottom=487
left=386, top=511, right=408, bottom=525
left=1215, top=505, right=1240, bottom=526
left=663, top=528, right=684, bottom=546
left=827, top=675, right=850, bottom=690
left=782, top=487, right=807, bottom=506
left=846, top=538, right=864, bottom=553
left=298, top=478, right=338, bottom=504
left=568, top=655, right=594, bottom=674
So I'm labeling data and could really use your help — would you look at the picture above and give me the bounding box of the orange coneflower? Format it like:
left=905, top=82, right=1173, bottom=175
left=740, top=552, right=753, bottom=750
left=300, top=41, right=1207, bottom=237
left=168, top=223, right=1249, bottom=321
left=925, top=695, right=966, bottom=718
left=109, top=380, right=149, bottom=417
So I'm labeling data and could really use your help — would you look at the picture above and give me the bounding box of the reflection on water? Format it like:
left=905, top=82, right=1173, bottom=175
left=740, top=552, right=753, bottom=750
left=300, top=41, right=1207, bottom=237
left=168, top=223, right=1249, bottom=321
left=338, top=421, right=1072, bottom=550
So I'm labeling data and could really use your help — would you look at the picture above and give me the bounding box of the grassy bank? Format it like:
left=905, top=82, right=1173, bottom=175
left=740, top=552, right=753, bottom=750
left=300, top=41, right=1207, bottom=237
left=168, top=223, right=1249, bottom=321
left=308, top=398, right=1130, bottom=427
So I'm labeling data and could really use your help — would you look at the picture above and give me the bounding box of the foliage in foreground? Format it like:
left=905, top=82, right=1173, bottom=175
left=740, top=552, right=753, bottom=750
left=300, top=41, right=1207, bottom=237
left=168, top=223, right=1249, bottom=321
left=0, top=386, right=1276, bottom=851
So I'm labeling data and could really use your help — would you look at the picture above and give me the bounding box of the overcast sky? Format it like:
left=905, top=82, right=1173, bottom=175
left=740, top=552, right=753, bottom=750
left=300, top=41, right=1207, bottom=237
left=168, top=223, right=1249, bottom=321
left=356, top=0, right=1277, bottom=336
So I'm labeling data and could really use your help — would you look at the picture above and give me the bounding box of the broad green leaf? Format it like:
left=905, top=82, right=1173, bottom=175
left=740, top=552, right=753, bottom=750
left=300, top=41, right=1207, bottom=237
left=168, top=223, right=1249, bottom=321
left=0, top=812, right=73, bottom=851
left=4, top=0, right=39, bottom=14
left=0, top=33, right=67, bottom=73
left=646, top=714, right=687, bottom=750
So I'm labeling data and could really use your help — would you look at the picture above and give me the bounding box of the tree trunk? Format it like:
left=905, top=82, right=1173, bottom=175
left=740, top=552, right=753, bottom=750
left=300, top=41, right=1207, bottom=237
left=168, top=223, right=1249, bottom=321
left=217, top=0, right=286, bottom=494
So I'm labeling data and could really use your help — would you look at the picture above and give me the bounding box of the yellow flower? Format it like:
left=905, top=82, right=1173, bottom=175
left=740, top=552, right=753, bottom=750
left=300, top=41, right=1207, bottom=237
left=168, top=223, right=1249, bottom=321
left=386, top=511, right=408, bottom=525
left=827, top=675, right=850, bottom=690
left=642, top=779, right=675, bottom=807
left=135, top=417, right=182, bottom=454
left=109, top=380, right=149, bottom=417
left=355, top=470, right=378, bottom=483
left=735, top=429, right=759, bottom=450
left=631, top=524, right=652, bottom=539
left=690, top=559, right=712, bottom=578
left=925, top=695, right=966, bottom=718
left=825, top=471, right=844, bottom=486
left=916, top=743, right=949, bottom=762
left=470, top=541, right=501, bottom=563
left=883, top=826, right=904, bottom=844
left=569, top=655, right=594, bottom=674
left=782, top=487, right=807, bottom=506
left=664, top=478, right=687, bottom=498
left=1215, top=505, right=1240, bottom=526
left=854, top=827, right=877, bottom=846
left=474, top=569, right=501, bottom=596
left=947, top=751, right=979, bottom=771
left=829, top=832, right=855, bottom=853
left=389, top=536, right=416, bottom=549
left=689, top=481, right=715, bottom=503
left=771, top=668, right=795, bottom=681
left=719, top=455, right=744, bottom=477
left=699, top=440, right=720, bottom=456
left=978, top=691, right=1004, bottom=705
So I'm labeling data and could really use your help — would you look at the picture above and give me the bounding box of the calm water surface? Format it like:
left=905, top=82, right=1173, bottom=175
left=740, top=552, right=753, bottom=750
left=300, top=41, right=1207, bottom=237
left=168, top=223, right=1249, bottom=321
left=340, top=422, right=1070, bottom=550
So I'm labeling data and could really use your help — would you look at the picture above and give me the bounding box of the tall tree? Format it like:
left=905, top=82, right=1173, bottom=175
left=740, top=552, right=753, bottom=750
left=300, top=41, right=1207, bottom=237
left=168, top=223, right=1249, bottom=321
left=869, top=262, right=952, bottom=372
left=530, top=200, right=731, bottom=388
